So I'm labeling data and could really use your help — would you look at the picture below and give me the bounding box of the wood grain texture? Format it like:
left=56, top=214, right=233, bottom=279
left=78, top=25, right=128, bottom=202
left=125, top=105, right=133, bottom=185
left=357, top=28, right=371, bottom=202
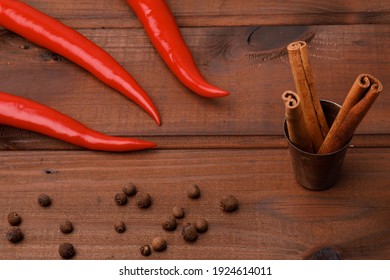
left=0, top=0, right=389, bottom=260
left=1, top=24, right=389, bottom=147
left=17, top=0, right=390, bottom=28
left=0, top=148, right=389, bottom=260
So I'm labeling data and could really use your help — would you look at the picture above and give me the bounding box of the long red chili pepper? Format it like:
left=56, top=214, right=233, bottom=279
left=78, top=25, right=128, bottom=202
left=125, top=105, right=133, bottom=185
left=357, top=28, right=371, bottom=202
left=0, top=91, right=157, bottom=152
left=0, top=0, right=161, bottom=125
left=125, top=0, right=229, bottom=98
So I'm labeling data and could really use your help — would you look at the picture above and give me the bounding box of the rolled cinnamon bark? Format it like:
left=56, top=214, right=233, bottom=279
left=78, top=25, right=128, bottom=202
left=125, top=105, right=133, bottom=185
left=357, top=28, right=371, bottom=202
left=282, top=91, right=313, bottom=153
left=318, top=74, right=383, bottom=154
left=287, top=41, right=329, bottom=152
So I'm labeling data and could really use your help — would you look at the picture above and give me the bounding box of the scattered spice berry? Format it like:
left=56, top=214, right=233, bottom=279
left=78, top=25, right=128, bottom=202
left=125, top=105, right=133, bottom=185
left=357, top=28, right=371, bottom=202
left=195, top=218, right=208, bottom=233
left=59, top=242, right=75, bottom=259
left=162, top=215, right=177, bottom=231
left=114, top=193, right=128, bottom=205
left=135, top=192, right=152, bottom=208
left=115, top=221, right=126, bottom=233
left=6, top=227, right=23, bottom=243
left=187, top=184, right=201, bottom=199
left=140, top=245, right=152, bottom=257
left=37, top=193, right=51, bottom=207
left=182, top=223, right=198, bottom=242
left=151, top=237, right=167, bottom=252
left=123, top=182, right=137, bottom=196
left=60, top=220, right=73, bottom=234
left=172, top=206, right=185, bottom=219
left=7, top=212, right=22, bottom=226
left=220, top=194, right=238, bottom=212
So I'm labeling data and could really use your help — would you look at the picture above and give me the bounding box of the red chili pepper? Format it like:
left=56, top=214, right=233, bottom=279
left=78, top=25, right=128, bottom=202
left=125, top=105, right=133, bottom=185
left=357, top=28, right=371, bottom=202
left=0, top=0, right=161, bottom=125
left=0, top=91, right=157, bottom=152
left=126, top=0, right=229, bottom=98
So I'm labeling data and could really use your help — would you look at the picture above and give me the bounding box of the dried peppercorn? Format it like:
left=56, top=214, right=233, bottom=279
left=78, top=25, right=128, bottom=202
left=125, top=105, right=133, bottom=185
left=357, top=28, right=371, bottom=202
left=59, top=243, right=76, bottom=259
left=220, top=194, right=238, bottom=212
left=115, top=221, right=126, bottom=233
left=151, top=237, right=167, bottom=252
left=37, top=193, right=51, bottom=207
left=123, top=182, right=137, bottom=196
left=162, top=215, right=177, bottom=231
left=7, top=212, right=22, bottom=226
left=6, top=227, right=23, bottom=243
left=182, top=223, right=198, bottom=242
left=195, top=218, right=208, bottom=233
left=140, top=245, right=152, bottom=257
left=172, top=206, right=185, bottom=219
left=60, top=220, right=73, bottom=234
left=135, top=192, right=152, bottom=208
left=114, top=193, right=128, bottom=205
left=187, top=184, right=201, bottom=199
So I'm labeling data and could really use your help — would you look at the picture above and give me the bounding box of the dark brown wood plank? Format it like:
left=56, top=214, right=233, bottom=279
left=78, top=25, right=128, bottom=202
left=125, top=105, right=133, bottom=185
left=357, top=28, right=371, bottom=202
left=0, top=0, right=388, bottom=265
left=19, top=0, right=390, bottom=28
left=1, top=24, right=389, bottom=149
left=0, top=148, right=389, bottom=259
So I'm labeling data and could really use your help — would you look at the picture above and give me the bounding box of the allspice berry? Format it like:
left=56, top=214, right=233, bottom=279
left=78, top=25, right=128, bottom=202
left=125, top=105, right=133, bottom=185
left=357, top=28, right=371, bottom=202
left=7, top=212, right=22, bottom=226
left=123, top=182, right=137, bottom=196
left=114, top=193, right=128, bottom=205
left=60, top=220, right=73, bottom=234
left=140, top=245, right=152, bottom=257
left=37, top=193, right=51, bottom=207
left=195, top=218, right=208, bottom=233
left=187, top=184, right=200, bottom=199
left=6, top=227, right=23, bottom=243
left=135, top=192, right=152, bottom=208
left=151, top=237, right=167, bottom=252
left=162, top=215, right=177, bottom=231
left=182, top=223, right=198, bottom=242
left=172, top=206, right=185, bottom=219
left=220, top=194, right=238, bottom=212
left=115, top=221, right=126, bottom=233
left=59, top=242, right=75, bottom=259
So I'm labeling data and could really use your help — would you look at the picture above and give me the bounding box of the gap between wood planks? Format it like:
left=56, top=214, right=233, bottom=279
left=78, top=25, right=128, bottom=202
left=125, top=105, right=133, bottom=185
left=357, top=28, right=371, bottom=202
left=0, top=134, right=389, bottom=151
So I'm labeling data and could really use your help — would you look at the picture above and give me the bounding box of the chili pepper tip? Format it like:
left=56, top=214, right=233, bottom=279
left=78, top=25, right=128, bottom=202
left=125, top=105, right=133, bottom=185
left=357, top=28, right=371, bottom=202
left=144, top=105, right=161, bottom=125
left=122, top=139, right=157, bottom=151
left=144, top=141, right=158, bottom=150
left=196, top=85, right=230, bottom=98
left=211, top=89, right=230, bottom=98
left=155, top=117, right=162, bottom=126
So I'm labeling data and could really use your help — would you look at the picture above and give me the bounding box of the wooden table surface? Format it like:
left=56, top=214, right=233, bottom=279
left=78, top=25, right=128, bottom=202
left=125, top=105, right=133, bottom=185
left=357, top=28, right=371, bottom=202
left=0, top=0, right=389, bottom=260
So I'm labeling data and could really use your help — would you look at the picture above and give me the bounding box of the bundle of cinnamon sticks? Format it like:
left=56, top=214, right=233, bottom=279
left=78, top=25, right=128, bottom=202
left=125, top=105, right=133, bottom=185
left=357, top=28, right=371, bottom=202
left=283, top=41, right=383, bottom=154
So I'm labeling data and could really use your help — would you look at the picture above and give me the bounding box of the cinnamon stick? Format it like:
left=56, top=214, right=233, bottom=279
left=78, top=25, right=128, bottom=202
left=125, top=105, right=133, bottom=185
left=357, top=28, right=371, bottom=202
left=282, top=91, right=313, bottom=153
left=318, top=74, right=383, bottom=154
left=287, top=41, right=329, bottom=152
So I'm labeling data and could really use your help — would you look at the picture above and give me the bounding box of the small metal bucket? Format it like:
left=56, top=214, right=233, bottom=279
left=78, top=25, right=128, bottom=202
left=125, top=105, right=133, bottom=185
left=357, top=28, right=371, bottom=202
left=284, top=100, right=351, bottom=191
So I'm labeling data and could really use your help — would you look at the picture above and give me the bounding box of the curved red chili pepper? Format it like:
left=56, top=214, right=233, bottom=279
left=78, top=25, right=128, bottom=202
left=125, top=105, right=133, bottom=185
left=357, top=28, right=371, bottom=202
left=0, top=91, right=157, bottom=152
left=126, top=0, right=229, bottom=98
left=0, top=0, right=161, bottom=125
